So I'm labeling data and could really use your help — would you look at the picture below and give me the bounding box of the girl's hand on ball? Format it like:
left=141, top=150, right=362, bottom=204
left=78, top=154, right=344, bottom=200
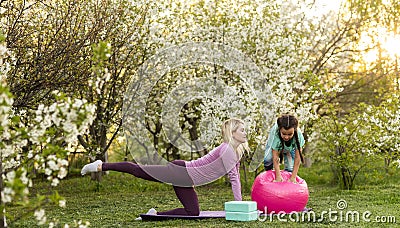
left=274, top=176, right=283, bottom=182
left=288, top=177, right=298, bottom=184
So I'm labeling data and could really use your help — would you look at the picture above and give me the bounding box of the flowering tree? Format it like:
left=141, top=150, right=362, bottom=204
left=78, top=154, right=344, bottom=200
left=315, top=105, right=377, bottom=190
left=0, top=36, right=96, bottom=226
left=307, top=0, right=400, bottom=184
left=3, top=0, right=381, bottom=172
left=125, top=0, right=380, bottom=175
left=362, top=94, right=400, bottom=170
left=2, top=0, right=150, bottom=181
left=126, top=0, right=321, bottom=171
left=2, top=0, right=398, bottom=193
left=313, top=90, right=400, bottom=189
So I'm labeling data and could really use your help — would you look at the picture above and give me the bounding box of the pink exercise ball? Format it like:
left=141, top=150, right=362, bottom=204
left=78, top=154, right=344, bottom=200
left=251, top=170, right=309, bottom=214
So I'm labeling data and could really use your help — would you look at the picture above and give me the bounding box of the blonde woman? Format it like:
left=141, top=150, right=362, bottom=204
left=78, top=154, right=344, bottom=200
left=81, top=118, right=247, bottom=216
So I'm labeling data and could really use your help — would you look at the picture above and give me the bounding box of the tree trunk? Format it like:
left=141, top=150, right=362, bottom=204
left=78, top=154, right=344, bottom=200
left=384, top=157, right=390, bottom=173
left=301, top=127, right=312, bottom=167
left=187, top=117, right=207, bottom=157
left=92, top=150, right=106, bottom=182
left=341, top=167, right=349, bottom=189
left=303, top=144, right=312, bottom=168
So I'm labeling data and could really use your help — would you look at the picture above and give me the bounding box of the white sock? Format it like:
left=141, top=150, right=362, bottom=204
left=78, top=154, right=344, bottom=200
left=146, top=208, right=157, bottom=215
left=81, top=160, right=102, bottom=175
left=134, top=208, right=157, bottom=221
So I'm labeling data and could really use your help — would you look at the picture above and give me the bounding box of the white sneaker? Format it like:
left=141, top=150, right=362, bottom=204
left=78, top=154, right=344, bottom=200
left=146, top=208, right=157, bottom=215
left=81, top=160, right=102, bottom=175
left=135, top=208, right=157, bottom=221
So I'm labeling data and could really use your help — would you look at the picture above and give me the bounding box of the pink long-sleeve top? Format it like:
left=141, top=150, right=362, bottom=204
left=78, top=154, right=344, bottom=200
left=185, top=142, right=242, bottom=201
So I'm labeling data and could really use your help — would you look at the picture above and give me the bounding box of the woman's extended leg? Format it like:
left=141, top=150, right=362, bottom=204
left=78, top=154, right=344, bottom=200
left=102, top=162, right=159, bottom=182
left=81, top=160, right=200, bottom=215
left=104, top=160, right=200, bottom=215
left=103, top=160, right=200, bottom=215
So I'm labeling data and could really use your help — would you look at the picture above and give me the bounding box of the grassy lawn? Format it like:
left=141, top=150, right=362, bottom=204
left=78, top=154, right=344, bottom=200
left=7, top=162, right=399, bottom=227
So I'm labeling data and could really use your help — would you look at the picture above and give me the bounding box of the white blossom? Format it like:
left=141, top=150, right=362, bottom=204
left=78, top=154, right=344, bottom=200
left=45, top=168, right=52, bottom=176
left=395, top=159, right=400, bottom=168
left=48, top=160, right=58, bottom=171
left=59, top=199, right=66, bottom=208
left=34, top=209, right=46, bottom=225
left=6, top=171, right=16, bottom=182
left=51, top=178, right=60, bottom=187
left=20, top=171, right=29, bottom=185
left=1, top=187, right=14, bottom=203
left=58, top=167, right=68, bottom=179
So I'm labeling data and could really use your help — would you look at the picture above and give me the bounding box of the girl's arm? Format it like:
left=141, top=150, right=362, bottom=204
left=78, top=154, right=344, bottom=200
left=272, top=149, right=283, bottom=182
left=289, top=149, right=301, bottom=183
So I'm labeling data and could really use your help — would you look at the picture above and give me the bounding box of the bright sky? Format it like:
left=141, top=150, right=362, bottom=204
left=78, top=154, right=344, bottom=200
left=313, top=0, right=343, bottom=14
left=382, top=35, right=400, bottom=57
left=305, top=0, right=400, bottom=65
left=303, top=0, right=343, bottom=18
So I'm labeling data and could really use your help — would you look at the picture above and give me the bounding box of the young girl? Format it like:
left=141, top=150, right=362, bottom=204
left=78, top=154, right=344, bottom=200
left=81, top=118, right=247, bottom=216
left=263, top=114, right=305, bottom=183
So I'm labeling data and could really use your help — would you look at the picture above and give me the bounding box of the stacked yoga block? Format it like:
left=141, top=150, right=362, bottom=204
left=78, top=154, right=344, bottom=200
left=224, top=201, right=258, bottom=221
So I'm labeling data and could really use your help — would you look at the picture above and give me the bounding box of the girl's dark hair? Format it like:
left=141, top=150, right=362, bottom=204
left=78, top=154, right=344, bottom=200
left=276, top=114, right=304, bottom=163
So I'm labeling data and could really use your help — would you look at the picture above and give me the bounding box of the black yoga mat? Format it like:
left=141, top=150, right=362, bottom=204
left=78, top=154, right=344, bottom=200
left=140, top=211, right=226, bottom=221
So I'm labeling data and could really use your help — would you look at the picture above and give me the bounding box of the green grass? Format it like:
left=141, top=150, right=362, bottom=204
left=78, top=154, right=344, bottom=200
left=7, top=162, right=400, bottom=227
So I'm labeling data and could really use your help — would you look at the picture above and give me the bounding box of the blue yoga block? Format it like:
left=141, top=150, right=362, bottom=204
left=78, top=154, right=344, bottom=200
left=225, top=211, right=259, bottom=221
left=224, top=201, right=257, bottom=212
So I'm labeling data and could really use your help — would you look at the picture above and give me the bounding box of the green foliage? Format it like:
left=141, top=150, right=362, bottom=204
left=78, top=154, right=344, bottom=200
left=0, top=31, right=5, bottom=42
left=362, top=93, right=400, bottom=166
left=91, top=41, right=112, bottom=73
left=313, top=90, right=400, bottom=190
left=0, top=79, right=95, bottom=227
left=3, top=0, right=150, bottom=171
left=315, top=105, right=378, bottom=189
